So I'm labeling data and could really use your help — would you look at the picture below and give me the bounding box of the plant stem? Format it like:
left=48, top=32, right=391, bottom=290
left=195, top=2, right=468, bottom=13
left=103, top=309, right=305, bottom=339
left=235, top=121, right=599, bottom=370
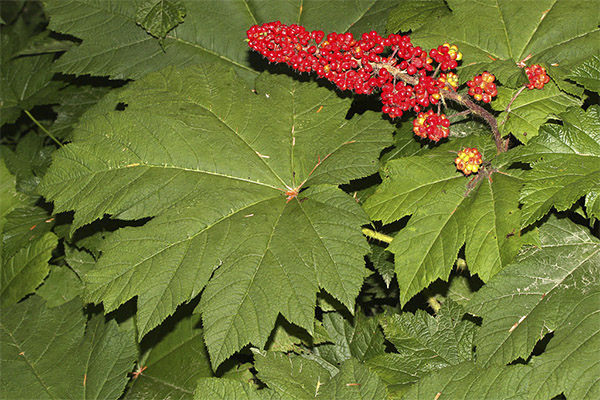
left=362, top=227, right=393, bottom=243
left=440, top=89, right=507, bottom=152
left=25, top=110, right=63, bottom=147
left=499, top=85, right=527, bottom=128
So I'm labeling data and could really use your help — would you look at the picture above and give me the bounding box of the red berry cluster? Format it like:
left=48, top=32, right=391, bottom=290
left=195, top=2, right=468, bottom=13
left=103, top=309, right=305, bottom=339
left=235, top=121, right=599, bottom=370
left=525, top=64, right=550, bottom=90
left=466, top=72, right=497, bottom=103
left=246, top=22, right=461, bottom=133
left=455, top=147, right=483, bottom=175
left=413, top=110, right=451, bottom=141
left=429, top=43, right=462, bottom=71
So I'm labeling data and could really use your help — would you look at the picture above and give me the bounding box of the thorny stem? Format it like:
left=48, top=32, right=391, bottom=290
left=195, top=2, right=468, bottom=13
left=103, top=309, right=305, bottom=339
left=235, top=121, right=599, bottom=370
left=499, top=85, right=527, bottom=127
left=25, top=110, right=63, bottom=147
left=440, top=89, right=507, bottom=152
left=362, top=227, right=393, bottom=244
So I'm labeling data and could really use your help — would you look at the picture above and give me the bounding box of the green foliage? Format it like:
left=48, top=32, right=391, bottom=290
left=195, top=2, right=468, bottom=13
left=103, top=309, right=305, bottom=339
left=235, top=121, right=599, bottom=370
left=39, top=64, right=392, bottom=367
left=511, top=106, right=600, bottom=227
left=1, top=1, right=599, bottom=399
left=0, top=296, right=136, bottom=399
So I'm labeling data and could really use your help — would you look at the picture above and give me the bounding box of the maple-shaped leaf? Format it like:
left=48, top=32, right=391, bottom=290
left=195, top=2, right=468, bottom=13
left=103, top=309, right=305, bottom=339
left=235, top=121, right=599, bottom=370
left=364, top=136, right=527, bottom=304
left=509, top=105, right=600, bottom=228
left=38, top=64, right=392, bottom=368
left=44, top=0, right=398, bottom=82
left=0, top=17, right=65, bottom=125
left=123, top=313, right=213, bottom=399
left=467, top=216, right=600, bottom=368
left=493, top=81, right=582, bottom=143
left=410, top=0, right=600, bottom=86
left=0, top=296, right=136, bottom=399
left=568, top=54, right=600, bottom=93
left=136, top=0, right=186, bottom=39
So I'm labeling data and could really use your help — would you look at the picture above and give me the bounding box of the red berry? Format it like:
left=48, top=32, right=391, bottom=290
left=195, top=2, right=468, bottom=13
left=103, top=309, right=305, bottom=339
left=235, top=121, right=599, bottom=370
left=525, top=64, right=550, bottom=90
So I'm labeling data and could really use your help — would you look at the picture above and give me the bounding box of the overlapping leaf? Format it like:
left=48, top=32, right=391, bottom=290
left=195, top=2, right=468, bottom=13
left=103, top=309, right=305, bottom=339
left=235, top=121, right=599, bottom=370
left=385, top=0, right=450, bottom=33
left=0, top=17, right=65, bottom=125
left=45, top=0, right=399, bottom=82
left=526, top=286, right=600, bottom=400
left=493, top=81, right=582, bottom=143
left=136, top=0, right=186, bottom=39
left=367, top=299, right=476, bottom=398
left=364, top=136, right=527, bottom=304
left=1, top=160, right=57, bottom=305
left=0, top=296, right=136, bottom=399
left=253, top=350, right=387, bottom=399
left=568, top=54, right=600, bottom=93
left=509, top=105, right=600, bottom=227
left=467, top=216, right=600, bottom=369
left=411, top=0, right=600, bottom=85
left=401, top=362, right=532, bottom=400
left=313, top=311, right=385, bottom=365
left=39, top=64, right=392, bottom=368
left=123, top=314, right=213, bottom=399
left=195, top=378, right=278, bottom=400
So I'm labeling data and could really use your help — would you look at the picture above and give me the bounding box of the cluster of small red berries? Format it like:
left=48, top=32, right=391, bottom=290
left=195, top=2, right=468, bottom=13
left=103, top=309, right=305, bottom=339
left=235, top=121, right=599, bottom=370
left=525, top=64, right=550, bottom=90
left=455, top=147, right=483, bottom=175
left=429, top=43, right=462, bottom=71
left=247, top=22, right=463, bottom=140
left=466, top=72, right=497, bottom=103
left=412, top=110, right=451, bottom=141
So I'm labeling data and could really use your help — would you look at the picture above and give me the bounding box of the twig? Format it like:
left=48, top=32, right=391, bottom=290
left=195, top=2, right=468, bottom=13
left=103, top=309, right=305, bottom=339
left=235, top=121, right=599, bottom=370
left=25, top=110, right=63, bottom=147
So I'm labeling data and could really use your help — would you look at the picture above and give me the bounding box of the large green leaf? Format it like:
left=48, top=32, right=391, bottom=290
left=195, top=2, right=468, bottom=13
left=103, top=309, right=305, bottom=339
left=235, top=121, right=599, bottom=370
left=45, top=0, right=399, bottom=82
left=493, top=81, right=582, bottom=143
left=39, top=64, right=392, bottom=368
left=411, top=0, right=600, bottom=85
left=0, top=296, right=136, bottom=399
left=123, top=314, right=213, bottom=399
left=511, top=105, right=600, bottom=227
left=364, top=136, right=525, bottom=304
left=467, top=216, right=600, bottom=368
